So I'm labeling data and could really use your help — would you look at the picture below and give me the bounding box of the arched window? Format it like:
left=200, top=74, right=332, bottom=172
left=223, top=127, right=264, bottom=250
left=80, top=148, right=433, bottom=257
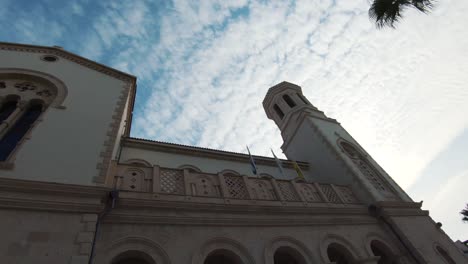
left=0, top=73, right=61, bottom=162
left=370, top=240, right=394, bottom=264
left=436, top=245, right=456, bottom=264
left=0, top=102, right=43, bottom=161
left=283, top=94, right=296, bottom=108
left=111, top=250, right=155, bottom=264
left=327, top=243, right=355, bottom=264
left=204, top=249, right=243, bottom=264
left=274, top=104, right=285, bottom=119
left=339, top=140, right=391, bottom=193
left=274, top=247, right=306, bottom=264
left=0, top=100, right=17, bottom=123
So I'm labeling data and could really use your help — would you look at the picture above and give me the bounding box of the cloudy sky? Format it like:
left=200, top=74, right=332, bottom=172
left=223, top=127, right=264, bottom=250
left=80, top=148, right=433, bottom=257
left=1, top=0, right=467, bottom=240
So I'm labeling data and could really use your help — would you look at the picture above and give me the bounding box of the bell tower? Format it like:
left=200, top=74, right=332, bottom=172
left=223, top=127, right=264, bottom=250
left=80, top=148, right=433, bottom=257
left=263, top=81, right=412, bottom=203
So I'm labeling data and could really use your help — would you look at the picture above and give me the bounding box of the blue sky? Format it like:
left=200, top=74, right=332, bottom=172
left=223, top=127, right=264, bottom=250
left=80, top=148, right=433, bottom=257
left=1, top=0, right=467, bottom=240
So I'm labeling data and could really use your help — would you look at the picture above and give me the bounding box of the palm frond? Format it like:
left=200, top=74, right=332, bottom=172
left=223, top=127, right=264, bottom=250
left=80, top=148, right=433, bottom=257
left=461, top=204, right=468, bottom=222
left=369, top=0, right=435, bottom=28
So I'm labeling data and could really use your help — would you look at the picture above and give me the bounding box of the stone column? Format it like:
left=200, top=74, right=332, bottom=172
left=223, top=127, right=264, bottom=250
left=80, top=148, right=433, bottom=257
left=0, top=100, right=27, bottom=137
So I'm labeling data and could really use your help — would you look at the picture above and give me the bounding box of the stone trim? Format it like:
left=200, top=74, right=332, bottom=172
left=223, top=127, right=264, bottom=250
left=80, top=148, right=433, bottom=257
left=192, top=237, right=255, bottom=264
left=0, top=177, right=106, bottom=212
left=0, top=42, right=136, bottom=82
left=97, top=236, right=171, bottom=264
left=71, top=213, right=98, bottom=262
left=94, top=82, right=134, bottom=185
left=264, top=236, right=316, bottom=264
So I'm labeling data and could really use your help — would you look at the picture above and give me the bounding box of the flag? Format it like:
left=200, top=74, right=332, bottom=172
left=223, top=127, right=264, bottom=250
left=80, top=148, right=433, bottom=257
left=246, top=146, right=258, bottom=175
left=293, top=161, right=305, bottom=180
left=271, top=149, right=284, bottom=177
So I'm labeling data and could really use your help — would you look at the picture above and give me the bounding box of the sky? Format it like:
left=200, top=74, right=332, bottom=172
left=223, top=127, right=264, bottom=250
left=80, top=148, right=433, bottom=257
left=1, top=0, right=467, bottom=241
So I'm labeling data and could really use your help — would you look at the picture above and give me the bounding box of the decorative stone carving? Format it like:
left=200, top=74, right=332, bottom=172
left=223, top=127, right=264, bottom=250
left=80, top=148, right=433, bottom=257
left=336, top=186, right=358, bottom=203
left=121, top=169, right=145, bottom=192
left=297, top=183, right=322, bottom=202
left=250, top=179, right=276, bottom=200
left=160, top=169, right=184, bottom=195
left=190, top=174, right=221, bottom=197
left=319, top=184, right=341, bottom=203
left=277, top=181, right=300, bottom=201
left=224, top=174, right=248, bottom=199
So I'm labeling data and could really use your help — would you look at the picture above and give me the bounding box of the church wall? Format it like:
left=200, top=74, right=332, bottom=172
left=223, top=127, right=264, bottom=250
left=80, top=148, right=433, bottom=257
left=390, top=215, right=467, bottom=263
left=120, top=146, right=302, bottom=180
left=0, top=209, right=88, bottom=264
left=0, top=50, right=129, bottom=185
left=282, top=119, right=352, bottom=184
left=94, top=221, right=402, bottom=263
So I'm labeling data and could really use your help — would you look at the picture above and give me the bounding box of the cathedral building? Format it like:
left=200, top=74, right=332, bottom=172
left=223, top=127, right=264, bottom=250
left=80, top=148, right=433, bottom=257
left=0, top=42, right=466, bottom=264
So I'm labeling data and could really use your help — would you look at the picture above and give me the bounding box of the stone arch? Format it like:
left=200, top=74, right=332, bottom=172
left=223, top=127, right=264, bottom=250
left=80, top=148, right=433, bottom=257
left=220, top=169, right=241, bottom=176
left=319, top=234, right=360, bottom=264
left=111, top=250, right=156, bottom=264
left=192, top=237, right=255, bottom=264
left=364, top=233, right=399, bottom=262
left=124, top=158, right=152, bottom=167
left=265, top=236, right=316, bottom=264
left=98, top=236, right=171, bottom=264
left=0, top=68, right=68, bottom=108
left=178, top=164, right=202, bottom=173
left=259, top=173, right=274, bottom=179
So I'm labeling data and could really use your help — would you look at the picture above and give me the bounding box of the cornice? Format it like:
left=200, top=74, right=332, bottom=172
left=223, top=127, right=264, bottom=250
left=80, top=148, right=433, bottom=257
left=103, top=212, right=377, bottom=226
left=122, top=137, right=309, bottom=170
left=0, top=42, right=137, bottom=83
left=0, top=177, right=107, bottom=213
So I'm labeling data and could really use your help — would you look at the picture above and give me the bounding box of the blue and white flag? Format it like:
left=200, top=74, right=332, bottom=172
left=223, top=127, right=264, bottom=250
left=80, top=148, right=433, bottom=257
left=246, top=146, right=258, bottom=175
left=271, top=149, right=285, bottom=177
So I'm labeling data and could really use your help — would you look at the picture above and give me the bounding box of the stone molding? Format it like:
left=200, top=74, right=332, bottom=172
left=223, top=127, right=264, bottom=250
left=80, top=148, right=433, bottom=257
left=0, top=178, right=106, bottom=213
left=122, top=137, right=309, bottom=170
left=319, top=233, right=363, bottom=263
left=0, top=42, right=136, bottom=82
left=192, top=237, right=255, bottom=264
left=95, top=82, right=134, bottom=184
left=97, top=236, right=171, bottom=264
left=264, top=236, right=316, bottom=263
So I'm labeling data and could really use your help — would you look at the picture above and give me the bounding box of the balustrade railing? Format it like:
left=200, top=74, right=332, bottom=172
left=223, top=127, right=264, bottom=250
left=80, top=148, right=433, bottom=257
left=112, top=165, right=360, bottom=205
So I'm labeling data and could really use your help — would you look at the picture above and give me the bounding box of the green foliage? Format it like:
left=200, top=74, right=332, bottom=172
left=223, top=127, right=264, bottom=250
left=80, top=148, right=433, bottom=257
left=461, top=204, right=468, bottom=222
left=369, top=0, right=434, bottom=28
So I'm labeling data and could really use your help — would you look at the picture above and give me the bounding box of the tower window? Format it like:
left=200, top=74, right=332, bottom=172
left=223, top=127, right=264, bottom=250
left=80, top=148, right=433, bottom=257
left=283, top=94, right=296, bottom=108
left=297, top=93, right=309, bottom=105
left=273, top=104, right=284, bottom=119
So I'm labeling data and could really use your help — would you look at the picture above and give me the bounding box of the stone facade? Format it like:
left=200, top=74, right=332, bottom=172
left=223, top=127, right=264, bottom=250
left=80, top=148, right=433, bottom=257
left=0, top=42, right=467, bottom=264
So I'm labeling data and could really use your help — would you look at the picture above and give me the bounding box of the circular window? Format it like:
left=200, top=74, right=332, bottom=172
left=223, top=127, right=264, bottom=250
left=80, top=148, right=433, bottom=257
left=41, top=55, right=59, bottom=62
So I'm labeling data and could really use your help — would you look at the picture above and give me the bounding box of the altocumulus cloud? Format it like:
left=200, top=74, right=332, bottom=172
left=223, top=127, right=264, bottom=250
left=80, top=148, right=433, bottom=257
left=1, top=0, right=468, bottom=240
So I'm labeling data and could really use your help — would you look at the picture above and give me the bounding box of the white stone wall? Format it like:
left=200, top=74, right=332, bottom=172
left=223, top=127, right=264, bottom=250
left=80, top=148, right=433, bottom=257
left=0, top=49, right=128, bottom=185
left=120, top=146, right=305, bottom=180
left=0, top=209, right=91, bottom=263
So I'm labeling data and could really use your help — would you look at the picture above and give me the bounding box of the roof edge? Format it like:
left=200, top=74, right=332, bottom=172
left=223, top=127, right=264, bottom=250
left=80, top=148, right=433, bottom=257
left=122, top=137, right=309, bottom=170
left=0, top=41, right=137, bottom=82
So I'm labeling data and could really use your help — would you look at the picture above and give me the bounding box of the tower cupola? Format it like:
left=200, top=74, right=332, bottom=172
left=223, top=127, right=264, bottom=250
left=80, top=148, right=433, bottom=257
left=262, top=81, right=314, bottom=129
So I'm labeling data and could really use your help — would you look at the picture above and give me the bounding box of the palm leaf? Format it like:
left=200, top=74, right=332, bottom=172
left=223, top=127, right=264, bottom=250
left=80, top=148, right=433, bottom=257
left=369, top=0, right=435, bottom=28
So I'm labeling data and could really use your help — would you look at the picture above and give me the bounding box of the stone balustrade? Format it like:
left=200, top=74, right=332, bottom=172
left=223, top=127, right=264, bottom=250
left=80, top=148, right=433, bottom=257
left=111, top=164, right=360, bottom=206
